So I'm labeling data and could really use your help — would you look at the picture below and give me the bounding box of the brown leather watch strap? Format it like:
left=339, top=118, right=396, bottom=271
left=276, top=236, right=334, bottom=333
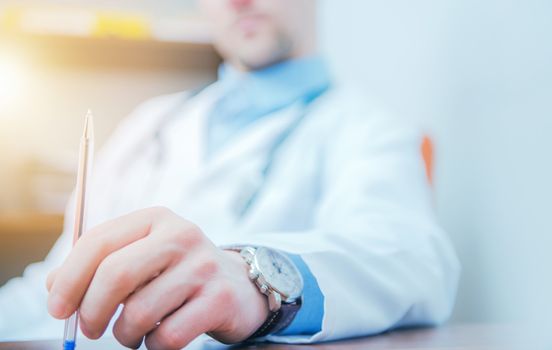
left=247, top=298, right=302, bottom=340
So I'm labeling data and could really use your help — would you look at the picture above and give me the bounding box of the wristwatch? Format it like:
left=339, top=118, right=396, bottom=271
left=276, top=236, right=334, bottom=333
left=229, top=246, right=304, bottom=339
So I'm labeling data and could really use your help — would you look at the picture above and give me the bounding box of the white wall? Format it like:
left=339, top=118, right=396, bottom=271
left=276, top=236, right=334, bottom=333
left=320, top=0, right=552, bottom=324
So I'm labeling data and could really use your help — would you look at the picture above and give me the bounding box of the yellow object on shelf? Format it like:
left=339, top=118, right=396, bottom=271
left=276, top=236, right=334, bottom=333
left=93, top=12, right=151, bottom=40
left=0, top=5, right=211, bottom=44
left=0, top=6, right=152, bottom=40
left=0, top=7, right=22, bottom=32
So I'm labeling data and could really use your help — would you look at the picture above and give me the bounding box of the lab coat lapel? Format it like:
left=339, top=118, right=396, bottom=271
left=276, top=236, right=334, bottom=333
left=178, top=99, right=305, bottom=235
left=153, top=86, right=303, bottom=214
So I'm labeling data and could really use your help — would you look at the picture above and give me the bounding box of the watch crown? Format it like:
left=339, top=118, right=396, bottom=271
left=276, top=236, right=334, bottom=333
left=268, top=291, right=282, bottom=312
left=260, top=284, right=269, bottom=294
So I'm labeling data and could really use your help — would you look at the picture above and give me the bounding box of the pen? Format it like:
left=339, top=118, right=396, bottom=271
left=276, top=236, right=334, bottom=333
left=62, top=110, right=95, bottom=350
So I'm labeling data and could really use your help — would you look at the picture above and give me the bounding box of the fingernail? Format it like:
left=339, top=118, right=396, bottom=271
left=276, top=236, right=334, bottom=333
left=48, top=294, right=67, bottom=318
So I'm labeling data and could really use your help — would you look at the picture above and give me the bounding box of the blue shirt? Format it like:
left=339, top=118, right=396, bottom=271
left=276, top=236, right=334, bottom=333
left=206, top=56, right=329, bottom=336
left=207, top=56, right=331, bottom=157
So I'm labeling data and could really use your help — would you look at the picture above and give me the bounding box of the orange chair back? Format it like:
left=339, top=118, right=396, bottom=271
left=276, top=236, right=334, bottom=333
left=421, top=135, right=434, bottom=185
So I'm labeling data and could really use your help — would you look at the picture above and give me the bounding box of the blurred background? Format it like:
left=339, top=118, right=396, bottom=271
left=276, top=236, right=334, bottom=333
left=0, top=0, right=550, bottom=328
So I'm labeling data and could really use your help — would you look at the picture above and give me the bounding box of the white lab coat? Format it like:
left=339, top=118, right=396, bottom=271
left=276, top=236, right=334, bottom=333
left=0, top=82, right=460, bottom=343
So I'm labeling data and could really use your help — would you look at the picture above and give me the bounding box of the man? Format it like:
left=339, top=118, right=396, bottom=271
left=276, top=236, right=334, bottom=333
left=0, top=0, right=460, bottom=349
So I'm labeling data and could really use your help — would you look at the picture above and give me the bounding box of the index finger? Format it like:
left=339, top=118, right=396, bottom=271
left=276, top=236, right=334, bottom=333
left=47, top=207, right=163, bottom=319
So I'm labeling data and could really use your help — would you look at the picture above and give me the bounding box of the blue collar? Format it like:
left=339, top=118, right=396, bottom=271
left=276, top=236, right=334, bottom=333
left=217, top=56, right=332, bottom=111
left=206, top=56, right=332, bottom=157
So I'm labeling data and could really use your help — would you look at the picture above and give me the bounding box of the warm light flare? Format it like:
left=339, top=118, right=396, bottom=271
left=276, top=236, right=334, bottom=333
left=0, top=52, right=29, bottom=108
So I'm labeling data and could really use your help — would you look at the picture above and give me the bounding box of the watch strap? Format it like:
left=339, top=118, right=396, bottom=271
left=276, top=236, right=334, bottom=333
left=248, top=298, right=302, bottom=340
left=220, top=245, right=303, bottom=340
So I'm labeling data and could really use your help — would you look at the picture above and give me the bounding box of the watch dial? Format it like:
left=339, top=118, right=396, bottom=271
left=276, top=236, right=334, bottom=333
left=255, top=247, right=304, bottom=299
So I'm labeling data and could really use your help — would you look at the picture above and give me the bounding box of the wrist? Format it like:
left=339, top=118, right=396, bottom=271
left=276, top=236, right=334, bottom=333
left=221, top=246, right=304, bottom=340
left=222, top=251, right=270, bottom=341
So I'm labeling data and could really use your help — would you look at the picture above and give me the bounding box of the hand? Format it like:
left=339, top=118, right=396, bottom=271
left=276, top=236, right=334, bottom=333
left=46, top=207, right=269, bottom=349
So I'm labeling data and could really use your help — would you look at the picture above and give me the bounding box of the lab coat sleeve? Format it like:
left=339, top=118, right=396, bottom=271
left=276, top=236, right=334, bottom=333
left=228, top=113, right=461, bottom=343
left=0, top=196, right=75, bottom=340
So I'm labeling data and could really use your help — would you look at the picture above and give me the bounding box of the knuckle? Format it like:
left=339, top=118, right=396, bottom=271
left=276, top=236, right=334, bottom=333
left=124, top=302, right=154, bottom=331
left=95, top=241, right=113, bottom=260
left=82, top=220, right=114, bottom=245
left=156, top=326, right=186, bottom=350
left=163, top=241, right=186, bottom=262
left=79, top=231, right=111, bottom=257
left=194, top=258, right=219, bottom=279
left=172, top=223, right=203, bottom=248
left=214, top=281, right=238, bottom=308
left=150, top=210, right=203, bottom=249
left=97, top=256, right=133, bottom=290
left=147, top=206, right=174, bottom=218
left=96, top=255, right=116, bottom=276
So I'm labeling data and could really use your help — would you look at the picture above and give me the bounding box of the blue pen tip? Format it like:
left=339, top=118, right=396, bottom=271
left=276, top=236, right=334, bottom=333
left=63, top=340, right=76, bottom=350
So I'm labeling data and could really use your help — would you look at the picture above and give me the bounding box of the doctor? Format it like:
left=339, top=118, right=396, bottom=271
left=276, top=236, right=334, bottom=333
left=0, top=0, right=460, bottom=348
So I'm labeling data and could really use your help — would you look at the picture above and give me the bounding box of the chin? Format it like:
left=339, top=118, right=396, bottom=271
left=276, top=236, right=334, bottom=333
left=236, top=39, right=293, bottom=71
left=238, top=54, right=286, bottom=71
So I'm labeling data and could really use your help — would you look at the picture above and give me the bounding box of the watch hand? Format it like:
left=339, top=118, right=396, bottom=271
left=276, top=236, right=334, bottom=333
left=272, top=261, right=282, bottom=274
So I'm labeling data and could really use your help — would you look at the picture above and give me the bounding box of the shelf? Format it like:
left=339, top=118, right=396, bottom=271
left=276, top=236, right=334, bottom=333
left=0, top=33, right=221, bottom=70
left=0, top=212, right=64, bottom=235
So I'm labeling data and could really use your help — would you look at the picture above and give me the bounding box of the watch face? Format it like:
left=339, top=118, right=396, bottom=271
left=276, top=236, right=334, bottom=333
left=254, top=247, right=304, bottom=299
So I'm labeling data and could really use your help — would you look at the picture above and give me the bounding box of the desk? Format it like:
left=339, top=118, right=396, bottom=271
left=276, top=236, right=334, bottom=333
left=0, top=324, right=547, bottom=350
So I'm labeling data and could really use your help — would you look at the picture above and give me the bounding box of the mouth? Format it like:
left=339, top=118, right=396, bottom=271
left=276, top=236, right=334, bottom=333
left=234, top=13, right=269, bottom=36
